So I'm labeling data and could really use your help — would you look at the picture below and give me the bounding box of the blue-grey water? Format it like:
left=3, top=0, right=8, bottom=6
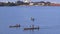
left=0, top=6, right=60, bottom=34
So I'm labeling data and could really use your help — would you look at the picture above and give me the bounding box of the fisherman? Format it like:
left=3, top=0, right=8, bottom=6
left=31, top=17, right=35, bottom=22
left=32, top=25, right=34, bottom=28
left=16, top=24, right=20, bottom=27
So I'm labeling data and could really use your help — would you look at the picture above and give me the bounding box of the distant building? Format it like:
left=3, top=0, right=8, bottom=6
left=33, top=1, right=45, bottom=6
left=50, top=3, right=60, bottom=6
left=29, top=2, right=34, bottom=5
left=38, top=3, right=45, bottom=6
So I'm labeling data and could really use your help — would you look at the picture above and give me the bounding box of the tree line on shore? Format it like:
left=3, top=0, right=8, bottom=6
left=0, top=1, right=51, bottom=6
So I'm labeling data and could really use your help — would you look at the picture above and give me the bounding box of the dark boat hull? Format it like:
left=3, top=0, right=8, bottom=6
left=24, top=27, right=39, bottom=30
left=9, top=26, right=20, bottom=28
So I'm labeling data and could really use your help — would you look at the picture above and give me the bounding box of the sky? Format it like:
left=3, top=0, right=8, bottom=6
left=0, top=0, right=60, bottom=3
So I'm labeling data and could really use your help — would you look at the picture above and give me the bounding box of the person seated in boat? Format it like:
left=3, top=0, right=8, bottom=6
left=30, top=25, right=34, bottom=28
left=32, top=25, right=34, bottom=28
left=16, top=24, right=20, bottom=27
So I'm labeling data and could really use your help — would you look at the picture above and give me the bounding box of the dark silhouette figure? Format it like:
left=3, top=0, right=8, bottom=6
left=31, top=17, right=35, bottom=22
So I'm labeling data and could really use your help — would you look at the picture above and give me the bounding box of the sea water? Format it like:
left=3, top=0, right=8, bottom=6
left=0, top=6, right=60, bottom=34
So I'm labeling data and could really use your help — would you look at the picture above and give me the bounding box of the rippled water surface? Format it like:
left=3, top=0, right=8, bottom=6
left=0, top=6, right=60, bottom=34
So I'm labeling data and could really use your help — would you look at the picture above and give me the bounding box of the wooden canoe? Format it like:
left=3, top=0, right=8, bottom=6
left=24, top=27, right=39, bottom=30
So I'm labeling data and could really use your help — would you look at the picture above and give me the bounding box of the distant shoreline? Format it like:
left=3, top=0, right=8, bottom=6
left=0, top=1, right=60, bottom=6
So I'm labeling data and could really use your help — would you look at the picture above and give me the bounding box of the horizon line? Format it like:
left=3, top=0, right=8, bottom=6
left=0, top=0, right=60, bottom=3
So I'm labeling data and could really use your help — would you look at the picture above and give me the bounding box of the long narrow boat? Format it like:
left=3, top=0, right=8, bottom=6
left=9, top=25, right=20, bottom=28
left=9, top=24, right=20, bottom=28
left=24, top=27, right=40, bottom=30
